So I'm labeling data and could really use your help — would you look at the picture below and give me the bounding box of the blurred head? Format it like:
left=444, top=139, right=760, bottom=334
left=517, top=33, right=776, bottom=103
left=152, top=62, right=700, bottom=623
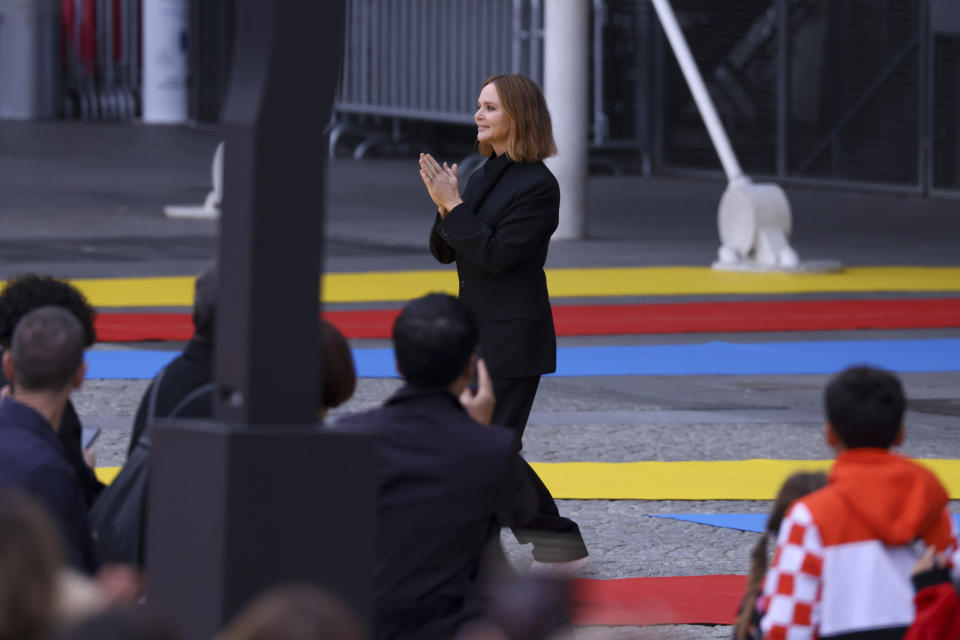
left=0, top=274, right=96, bottom=349
left=318, top=319, right=356, bottom=414
left=824, top=366, right=905, bottom=449
left=476, top=74, right=556, bottom=163
left=766, top=471, right=828, bottom=534
left=734, top=471, right=828, bottom=640
left=5, top=306, right=86, bottom=394
left=192, top=262, right=218, bottom=343
left=219, top=584, right=364, bottom=640
left=62, top=606, right=181, bottom=640
left=393, top=294, right=478, bottom=389
left=0, top=489, right=64, bottom=640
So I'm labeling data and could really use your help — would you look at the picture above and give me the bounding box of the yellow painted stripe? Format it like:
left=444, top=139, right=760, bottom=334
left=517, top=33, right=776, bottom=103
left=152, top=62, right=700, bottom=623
left=528, top=459, right=960, bottom=500
left=6, top=266, right=957, bottom=307
left=95, top=467, right=121, bottom=484
left=96, top=459, right=960, bottom=499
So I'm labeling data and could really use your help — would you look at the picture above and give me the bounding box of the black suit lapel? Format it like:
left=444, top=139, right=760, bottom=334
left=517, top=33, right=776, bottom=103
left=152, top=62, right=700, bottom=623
left=463, top=155, right=513, bottom=213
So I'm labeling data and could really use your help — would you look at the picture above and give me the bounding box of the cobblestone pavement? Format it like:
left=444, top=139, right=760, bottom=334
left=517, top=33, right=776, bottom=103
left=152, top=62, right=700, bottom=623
left=76, top=349, right=960, bottom=639
left=6, top=123, right=960, bottom=638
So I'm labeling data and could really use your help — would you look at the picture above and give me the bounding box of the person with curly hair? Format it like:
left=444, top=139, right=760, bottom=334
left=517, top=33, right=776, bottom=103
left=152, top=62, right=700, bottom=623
left=0, top=274, right=103, bottom=508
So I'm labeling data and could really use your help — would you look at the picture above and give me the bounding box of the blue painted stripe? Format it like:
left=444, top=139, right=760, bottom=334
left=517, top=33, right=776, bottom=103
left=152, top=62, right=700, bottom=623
left=85, top=338, right=960, bottom=380
left=653, top=513, right=960, bottom=533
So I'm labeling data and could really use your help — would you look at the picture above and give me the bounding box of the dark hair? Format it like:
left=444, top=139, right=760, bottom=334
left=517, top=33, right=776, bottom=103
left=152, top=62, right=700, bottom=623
left=192, top=262, right=218, bottom=343
left=734, top=472, right=828, bottom=640
left=393, top=294, right=478, bottom=388
left=477, top=74, right=557, bottom=163
left=824, top=366, right=905, bottom=449
left=63, top=606, right=182, bottom=640
left=219, top=584, right=364, bottom=640
left=0, top=489, right=64, bottom=640
left=319, top=319, right=356, bottom=410
left=10, top=306, right=86, bottom=392
left=0, top=274, right=96, bottom=348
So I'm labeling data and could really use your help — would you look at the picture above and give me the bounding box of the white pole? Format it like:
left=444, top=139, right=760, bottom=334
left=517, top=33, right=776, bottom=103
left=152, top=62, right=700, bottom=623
left=142, top=0, right=189, bottom=123
left=544, top=0, right=589, bottom=240
left=649, top=0, right=744, bottom=182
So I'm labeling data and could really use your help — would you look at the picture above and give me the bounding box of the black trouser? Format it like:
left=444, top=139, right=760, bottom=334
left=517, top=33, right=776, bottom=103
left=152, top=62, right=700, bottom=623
left=492, top=376, right=588, bottom=563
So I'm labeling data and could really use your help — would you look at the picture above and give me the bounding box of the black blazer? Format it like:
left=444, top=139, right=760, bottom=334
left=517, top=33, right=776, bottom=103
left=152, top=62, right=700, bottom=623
left=336, top=386, right=537, bottom=640
left=430, top=153, right=559, bottom=378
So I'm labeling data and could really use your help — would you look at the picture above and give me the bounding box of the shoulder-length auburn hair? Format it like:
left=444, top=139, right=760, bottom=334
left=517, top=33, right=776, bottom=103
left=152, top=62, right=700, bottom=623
left=477, top=74, right=557, bottom=163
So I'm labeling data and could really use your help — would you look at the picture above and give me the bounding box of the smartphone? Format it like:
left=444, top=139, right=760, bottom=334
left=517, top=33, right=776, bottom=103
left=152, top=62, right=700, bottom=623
left=469, top=347, right=482, bottom=391
left=81, top=426, right=101, bottom=449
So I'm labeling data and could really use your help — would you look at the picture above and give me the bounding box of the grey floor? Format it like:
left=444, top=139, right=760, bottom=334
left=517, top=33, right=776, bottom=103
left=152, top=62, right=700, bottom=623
left=5, top=120, right=960, bottom=638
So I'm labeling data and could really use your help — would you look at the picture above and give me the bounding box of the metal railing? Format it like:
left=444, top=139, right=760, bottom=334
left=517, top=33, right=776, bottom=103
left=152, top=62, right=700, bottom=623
left=332, top=0, right=648, bottom=163
left=336, top=0, right=541, bottom=125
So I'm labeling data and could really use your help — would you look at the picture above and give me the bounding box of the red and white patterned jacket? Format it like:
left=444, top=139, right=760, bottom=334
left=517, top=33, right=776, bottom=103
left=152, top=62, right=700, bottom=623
left=761, top=449, right=957, bottom=640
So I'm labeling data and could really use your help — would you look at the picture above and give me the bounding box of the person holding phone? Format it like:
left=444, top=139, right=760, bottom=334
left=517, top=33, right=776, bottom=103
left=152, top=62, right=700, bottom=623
left=419, top=74, right=588, bottom=571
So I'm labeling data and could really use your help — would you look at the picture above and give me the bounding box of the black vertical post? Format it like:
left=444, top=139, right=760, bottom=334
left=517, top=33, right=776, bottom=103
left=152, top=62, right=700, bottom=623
left=918, top=0, right=931, bottom=195
left=146, top=3, right=376, bottom=638
left=776, top=0, right=788, bottom=178
left=213, top=0, right=327, bottom=424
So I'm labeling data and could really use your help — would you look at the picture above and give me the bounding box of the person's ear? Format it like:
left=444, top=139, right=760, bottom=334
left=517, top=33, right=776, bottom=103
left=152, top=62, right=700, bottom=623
left=892, top=423, right=905, bottom=447
left=71, top=361, right=87, bottom=390
left=2, top=350, right=14, bottom=385
left=394, top=357, right=403, bottom=378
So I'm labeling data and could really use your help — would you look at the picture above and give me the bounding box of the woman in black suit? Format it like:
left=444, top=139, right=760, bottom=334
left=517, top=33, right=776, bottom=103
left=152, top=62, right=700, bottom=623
left=419, top=74, right=588, bottom=571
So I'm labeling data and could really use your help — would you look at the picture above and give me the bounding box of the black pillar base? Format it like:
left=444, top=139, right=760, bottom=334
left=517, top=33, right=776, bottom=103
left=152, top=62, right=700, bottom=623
left=146, top=420, right=376, bottom=639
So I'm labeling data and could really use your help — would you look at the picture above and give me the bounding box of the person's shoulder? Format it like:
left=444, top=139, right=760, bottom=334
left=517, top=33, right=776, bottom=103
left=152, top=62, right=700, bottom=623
left=457, top=421, right=519, bottom=461
left=332, top=407, right=385, bottom=433
left=510, top=160, right=558, bottom=185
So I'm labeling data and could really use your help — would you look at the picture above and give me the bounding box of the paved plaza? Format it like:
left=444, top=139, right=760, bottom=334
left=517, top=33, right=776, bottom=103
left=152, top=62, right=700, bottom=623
left=3, top=120, right=959, bottom=638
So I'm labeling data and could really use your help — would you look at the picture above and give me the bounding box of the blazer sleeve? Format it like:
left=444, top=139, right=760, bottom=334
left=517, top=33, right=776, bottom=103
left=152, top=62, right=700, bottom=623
left=429, top=212, right=456, bottom=264
left=435, top=177, right=559, bottom=275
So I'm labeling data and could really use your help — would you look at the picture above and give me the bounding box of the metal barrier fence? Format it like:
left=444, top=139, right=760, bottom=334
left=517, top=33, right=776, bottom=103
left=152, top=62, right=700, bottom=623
left=337, top=0, right=542, bottom=125
left=334, top=0, right=958, bottom=194
left=332, top=0, right=649, bottom=164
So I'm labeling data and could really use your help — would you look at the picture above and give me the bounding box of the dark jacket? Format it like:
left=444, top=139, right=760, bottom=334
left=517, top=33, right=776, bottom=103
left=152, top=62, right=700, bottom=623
left=0, top=354, right=104, bottom=508
left=127, top=338, right=213, bottom=454
left=430, top=154, right=559, bottom=377
left=336, top=386, right=537, bottom=640
left=0, top=398, right=98, bottom=573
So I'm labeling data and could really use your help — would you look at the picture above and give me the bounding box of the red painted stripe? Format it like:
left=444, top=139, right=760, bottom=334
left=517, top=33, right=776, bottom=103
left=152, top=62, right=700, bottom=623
left=96, top=313, right=195, bottom=342
left=556, top=298, right=960, bottom=336
left=94, top=298, right=960, bottom=342
left=572, top=575, right=746, bottom=626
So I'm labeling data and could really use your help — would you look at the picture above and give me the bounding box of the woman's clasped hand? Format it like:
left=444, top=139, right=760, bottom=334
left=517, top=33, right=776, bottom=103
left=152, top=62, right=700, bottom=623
left=418, top=152, right=462, bottom=217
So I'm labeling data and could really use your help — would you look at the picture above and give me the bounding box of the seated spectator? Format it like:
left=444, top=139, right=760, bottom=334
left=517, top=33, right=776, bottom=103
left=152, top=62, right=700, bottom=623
left=0, top=488, right=140, bottom=639
left=761, top=366, right=957, bottom=639
left=90, top=317, right=356, bottom=566
left=732, top=471, right=827, bottom=640
left=127, top=262, right=218, bottom=454
left=0, top=274, right=103, bottom=507
left=62, top=605, right=182, bottom=640
left=0, top=306, right=98, bottom=573
left=0, top=488, right=64, bottom=640
left=336, top=293, right=538, bottom=640
left=219, top=584, right=364, bottom=640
